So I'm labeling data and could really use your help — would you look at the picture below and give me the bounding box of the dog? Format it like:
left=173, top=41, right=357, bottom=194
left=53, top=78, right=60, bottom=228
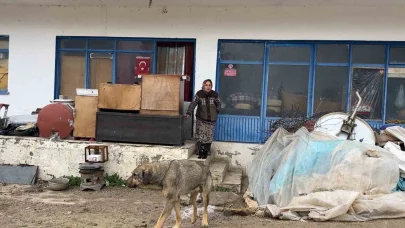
left=126, top=159, right=213, bottom=228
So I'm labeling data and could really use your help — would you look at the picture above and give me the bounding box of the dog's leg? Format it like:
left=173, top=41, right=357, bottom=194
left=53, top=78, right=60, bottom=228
left=201, top=192, right=209, bottom=227
left=190, top=191, right=199, bottom=224
left=173, top=199, right=182, bottom=228
left=155, top=199, right=175, bottom=228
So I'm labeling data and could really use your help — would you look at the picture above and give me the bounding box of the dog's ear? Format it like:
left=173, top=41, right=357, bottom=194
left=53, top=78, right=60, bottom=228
left=142, top=169, right=152, bottom=184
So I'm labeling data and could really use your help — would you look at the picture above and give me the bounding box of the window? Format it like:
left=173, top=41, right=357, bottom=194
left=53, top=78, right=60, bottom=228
left=386, top=68, right=405, bottom=122
left=218, top=42, right=264, bottom=116
left=314, top=44, right=350, bottom=114
left=220, top=43, right=264, bottom=61
left=56, top=37, right=196, bottom=102
left=314, top=66, right=348, bottom=113
left=316, top=44, right=349, bottom=63
left=390, top=47, right=405, bottom=64
left=116, top=53, right=153, bottom=84
left=59, top=52, right=86, bottom=99
left=219, top=63, right=263, bottom=116
left=117, top=40, right=154, bottom=51
left=269, top=46, right=310, bottom=62
left=56, top=37, right=156, bottom=99
left=267, top=45, right=311, bottom=117
left=352, top=45, right=386, bottom=64
left=0, top=36, right=9, bottom=93
left=89, top=52, right=113, bottom=89
left=351, top=45, right=385, bottom=120
left=216, top=40, right=405, bottom=143
left=267, top=65, right=309, bottom=116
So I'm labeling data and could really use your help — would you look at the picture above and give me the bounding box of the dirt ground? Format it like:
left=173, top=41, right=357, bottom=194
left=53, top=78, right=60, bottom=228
left=1, top=184, right=405, bottom=228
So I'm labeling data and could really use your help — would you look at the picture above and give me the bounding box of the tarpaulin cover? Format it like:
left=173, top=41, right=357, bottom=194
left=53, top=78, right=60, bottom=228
left=248, top=127, right=405, bottom=221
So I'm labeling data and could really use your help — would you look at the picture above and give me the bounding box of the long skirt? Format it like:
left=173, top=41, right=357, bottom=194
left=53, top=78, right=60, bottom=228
left=195, top=118, right=216, bottom=143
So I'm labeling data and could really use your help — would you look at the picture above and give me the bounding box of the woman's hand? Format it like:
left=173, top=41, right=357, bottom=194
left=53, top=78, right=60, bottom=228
left=184, top=114, right=190, bottom=118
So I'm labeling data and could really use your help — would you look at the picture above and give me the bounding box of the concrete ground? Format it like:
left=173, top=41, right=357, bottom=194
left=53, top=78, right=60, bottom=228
left=0, top=184, right=405, bottom=228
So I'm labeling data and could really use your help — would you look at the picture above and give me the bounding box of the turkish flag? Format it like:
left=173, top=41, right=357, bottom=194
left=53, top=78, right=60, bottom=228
left=134, top=56, right=151, bottom=76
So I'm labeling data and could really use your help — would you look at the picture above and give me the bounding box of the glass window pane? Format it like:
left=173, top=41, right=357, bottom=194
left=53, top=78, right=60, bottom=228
left=316, top=44, right=349, bottom=63
left=157, top=46, right=185, bottom=75
left=88, top=40, right=114, bottom=50
left=89, top=52, right=113, bottom=89
left=59, top=52, right=85, bottom=99
left=269, top=46, right=310, bottom=62
left=220, top=43, right=264, bottom=61
left=386, top=68, right=405, bottom=122
left=389, top=47, right=405, bottom=64
left=60, top=39, right=86, bottom=49
left=117, top=40, right=154, bottom=51
left=314, top=66, right=348, bottom=113
left=351, top=67, right=384, bottom=120
left=352, top=45, right=386, bottom=64
left=116, top=53, right=153, bottom=84
left=267, top=65, right=309, bottom=117
left=0, top=37, right=9, bottom=49
left=219, top=63, right=263, bottom=116
left=0, top=52, right=9, bottom=91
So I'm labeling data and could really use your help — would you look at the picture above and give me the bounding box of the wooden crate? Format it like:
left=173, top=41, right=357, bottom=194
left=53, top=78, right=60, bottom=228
left=73, top=95, right=98, bottom=138
left=140, top=74, right=184, bottom=116
left=98, top=83, right=141, bottom=111
left=95, top=111, right=185, bottom=146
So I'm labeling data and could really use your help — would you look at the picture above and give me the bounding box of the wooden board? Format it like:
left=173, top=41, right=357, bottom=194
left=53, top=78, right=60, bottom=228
left=60, top=55, right=85, bottom=99
left=98, top=83, right=141, bottom=110
left=73, top=96, right=98, bottom=138
left=140, top=74, right=183, bottom=115
left=140, top=109, right=179, bottom=116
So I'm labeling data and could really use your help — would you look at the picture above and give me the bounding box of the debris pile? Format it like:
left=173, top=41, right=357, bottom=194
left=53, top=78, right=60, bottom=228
left=246, top=125, right=405, bottom=222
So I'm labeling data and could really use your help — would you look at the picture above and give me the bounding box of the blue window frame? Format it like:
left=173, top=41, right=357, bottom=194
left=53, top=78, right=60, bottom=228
left=54, top=36, right=196, bottom=99
left=215, top=40, right=405, bottom=143
left=0, top=36, right=9, bottom=95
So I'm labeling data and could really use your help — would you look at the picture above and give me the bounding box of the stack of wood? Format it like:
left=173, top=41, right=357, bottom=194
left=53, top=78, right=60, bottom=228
left=72, top=74, right=185, bottom=145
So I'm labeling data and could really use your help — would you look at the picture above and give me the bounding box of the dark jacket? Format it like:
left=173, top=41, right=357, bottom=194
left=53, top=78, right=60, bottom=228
left=186, top=90, right=221, bottom=122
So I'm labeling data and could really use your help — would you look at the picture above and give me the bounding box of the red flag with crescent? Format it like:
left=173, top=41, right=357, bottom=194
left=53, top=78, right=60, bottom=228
left=134, top=56, right=151, bottom=76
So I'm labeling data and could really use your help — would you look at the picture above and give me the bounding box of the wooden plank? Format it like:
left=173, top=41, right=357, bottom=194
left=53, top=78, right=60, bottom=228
left=74, top=96, right=98, bottom=138
left=140, top=109, right=179, bottom=116
left=98, top=83, right=141, bottom=111
left=141, top=74, right=182, bottom=112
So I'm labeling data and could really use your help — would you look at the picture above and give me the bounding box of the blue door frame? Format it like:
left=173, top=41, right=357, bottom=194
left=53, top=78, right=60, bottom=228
left=54, top=36, right=197, bottom=99
left=214, top=40, right=405, bottom=144
left=0, top=35, right=9, bottom=95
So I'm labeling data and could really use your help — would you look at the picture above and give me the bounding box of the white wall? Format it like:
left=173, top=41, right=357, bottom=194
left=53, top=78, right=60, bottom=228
left=1, top=4, right=405, bottom=115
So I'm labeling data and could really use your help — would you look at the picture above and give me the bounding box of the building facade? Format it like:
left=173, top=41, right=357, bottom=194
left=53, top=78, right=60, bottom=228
left=1, top=1, right=405, bottom=148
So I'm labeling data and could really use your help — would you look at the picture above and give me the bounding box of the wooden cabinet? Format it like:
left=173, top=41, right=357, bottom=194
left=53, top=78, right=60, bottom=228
left=96, top=111, right=185, bottom=146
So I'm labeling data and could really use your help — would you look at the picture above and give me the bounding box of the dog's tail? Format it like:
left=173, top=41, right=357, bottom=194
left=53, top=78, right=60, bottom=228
left=206, top=170, right=213, bottom=192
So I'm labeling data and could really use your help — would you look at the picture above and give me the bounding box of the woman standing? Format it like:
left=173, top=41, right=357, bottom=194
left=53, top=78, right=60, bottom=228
left=185, top=79, right=221, bottom=159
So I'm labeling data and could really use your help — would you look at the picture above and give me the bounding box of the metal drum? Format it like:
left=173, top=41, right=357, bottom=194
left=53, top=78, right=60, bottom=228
left=37, top=102, right=74, bottom=139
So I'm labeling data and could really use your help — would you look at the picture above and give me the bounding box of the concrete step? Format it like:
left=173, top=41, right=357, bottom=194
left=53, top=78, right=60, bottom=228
left=188, top=154, right=213, bottom=165
left=209, top=160, right=229, bottom=187
left=217, top=168, right=243, bottom=193
left=185, top=140, right=196, bottom=159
